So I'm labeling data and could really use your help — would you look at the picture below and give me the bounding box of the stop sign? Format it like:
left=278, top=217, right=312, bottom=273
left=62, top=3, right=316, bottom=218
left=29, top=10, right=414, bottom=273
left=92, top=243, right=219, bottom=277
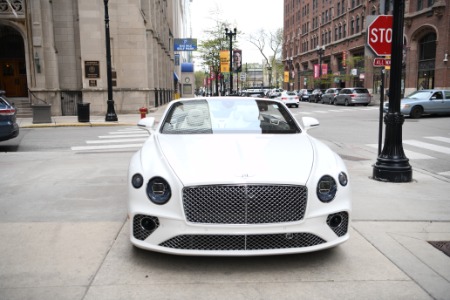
left=367, top=15, right=393, bottom=56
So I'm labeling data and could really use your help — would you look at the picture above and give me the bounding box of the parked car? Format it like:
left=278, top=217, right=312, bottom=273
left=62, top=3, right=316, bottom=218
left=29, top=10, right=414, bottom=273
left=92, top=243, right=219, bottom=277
left=128, top=97, right=351, bottom=256
left=334, top=88, right=371, bottom=106
left=0, top=91, right=19, bottom=142
left=321, top=88, right=342, bottom=104
left=309, top=89, right=326, bottom=103
left=297, top=89, right=313, bottom=101
left=276, top=91, right=299, bottom=108
left=383, top=89, right=450, bottom=119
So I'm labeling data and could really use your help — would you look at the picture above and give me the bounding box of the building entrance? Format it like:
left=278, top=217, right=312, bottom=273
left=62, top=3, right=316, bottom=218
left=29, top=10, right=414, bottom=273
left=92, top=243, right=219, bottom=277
left=0, top=26, right=27, bottom=97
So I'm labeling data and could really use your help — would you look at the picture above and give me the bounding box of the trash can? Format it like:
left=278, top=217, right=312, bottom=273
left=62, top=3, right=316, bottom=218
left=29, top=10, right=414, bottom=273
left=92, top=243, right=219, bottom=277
left=77, top=103, right=90, bottom=122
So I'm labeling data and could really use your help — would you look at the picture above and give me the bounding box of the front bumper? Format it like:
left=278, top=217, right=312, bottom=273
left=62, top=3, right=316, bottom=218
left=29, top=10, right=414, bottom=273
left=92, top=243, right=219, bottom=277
left=129, top=210, right=350, bottom=256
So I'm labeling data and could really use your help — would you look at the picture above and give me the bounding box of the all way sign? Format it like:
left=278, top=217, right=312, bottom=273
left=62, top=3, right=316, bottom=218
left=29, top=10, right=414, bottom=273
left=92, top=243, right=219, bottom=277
left=373, top=58, right=391, bottom=67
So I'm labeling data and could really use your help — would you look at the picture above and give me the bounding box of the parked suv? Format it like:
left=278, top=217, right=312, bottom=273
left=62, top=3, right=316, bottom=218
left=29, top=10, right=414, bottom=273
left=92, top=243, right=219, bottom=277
left=321, top=88, right=342, bottom=104
left=334, top=88, right=371, bottom=106
left=0, top=91, right=19, bottom=142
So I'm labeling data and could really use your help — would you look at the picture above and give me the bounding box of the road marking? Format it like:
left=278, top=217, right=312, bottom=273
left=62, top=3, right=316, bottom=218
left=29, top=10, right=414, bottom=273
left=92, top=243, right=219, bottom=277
left=366, top=144, right=434, bottom=159
left=86, top=138, right=147, bottom=144
left=439, top=171, right=450, bottom=177
left=403, top=140, right=450, bottom=155
left=425, top=137, right=450, bottom=144
left=98, top=134, right=148, bottom=139
left=71, top=144, right=144, bottom=151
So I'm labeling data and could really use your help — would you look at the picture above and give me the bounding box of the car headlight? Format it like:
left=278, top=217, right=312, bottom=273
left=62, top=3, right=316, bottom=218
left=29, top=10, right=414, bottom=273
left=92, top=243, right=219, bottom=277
left=146, top=177, right=171, bottom=205
left=131, top=173, right=144, bottom=188
left=317, top=175, right=337, bottom=203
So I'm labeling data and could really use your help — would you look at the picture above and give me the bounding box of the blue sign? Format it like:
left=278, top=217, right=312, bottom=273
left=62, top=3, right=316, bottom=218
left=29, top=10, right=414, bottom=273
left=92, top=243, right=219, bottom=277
left=174, top=38, right=197, bottom=51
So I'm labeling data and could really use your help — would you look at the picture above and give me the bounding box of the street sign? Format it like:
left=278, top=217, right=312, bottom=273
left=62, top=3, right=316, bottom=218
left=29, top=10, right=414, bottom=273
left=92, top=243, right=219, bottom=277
left=373, top=58, right=391, bottom=67
left=367, top=15, right=393, bottom=56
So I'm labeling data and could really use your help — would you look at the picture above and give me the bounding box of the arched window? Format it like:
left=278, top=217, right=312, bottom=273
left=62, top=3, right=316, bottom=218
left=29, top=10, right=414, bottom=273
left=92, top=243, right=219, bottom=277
left=417, top=32, right=437, bottom=89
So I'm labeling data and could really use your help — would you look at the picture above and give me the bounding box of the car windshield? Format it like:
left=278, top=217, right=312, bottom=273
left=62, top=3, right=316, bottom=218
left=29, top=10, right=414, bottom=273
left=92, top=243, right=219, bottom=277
left=405, top=90, right=433, bottom=100
left=160, top=99, right=301, bottom=134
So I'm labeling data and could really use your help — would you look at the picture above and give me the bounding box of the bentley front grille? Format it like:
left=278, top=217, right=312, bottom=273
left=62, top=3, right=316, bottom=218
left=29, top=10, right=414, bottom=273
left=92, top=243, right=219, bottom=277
left=159, top=233, right=325, bottom=251
left=183, top=184, right=307, bottom=224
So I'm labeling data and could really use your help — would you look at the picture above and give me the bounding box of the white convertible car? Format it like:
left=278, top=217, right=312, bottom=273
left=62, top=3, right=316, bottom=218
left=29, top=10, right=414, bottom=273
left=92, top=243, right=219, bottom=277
left=128, top=97, right=351, bottom=256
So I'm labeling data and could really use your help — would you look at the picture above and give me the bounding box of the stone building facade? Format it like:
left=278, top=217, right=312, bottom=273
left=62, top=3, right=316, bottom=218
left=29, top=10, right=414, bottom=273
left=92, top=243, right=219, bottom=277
left=0, top=0, right=190, bottom=116
left=283, top=0, right=449, bottom=96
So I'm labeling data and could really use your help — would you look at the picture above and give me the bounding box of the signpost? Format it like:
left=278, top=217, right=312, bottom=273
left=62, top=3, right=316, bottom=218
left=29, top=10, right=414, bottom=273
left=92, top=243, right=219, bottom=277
left=367, top=15, right=393, bottom=56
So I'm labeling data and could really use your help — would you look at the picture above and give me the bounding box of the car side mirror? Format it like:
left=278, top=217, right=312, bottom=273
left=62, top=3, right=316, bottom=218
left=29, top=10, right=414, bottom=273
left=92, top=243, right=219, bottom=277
left=302, top=117, right=319, bottom=130
left=138, top=117, right=155, bottom=133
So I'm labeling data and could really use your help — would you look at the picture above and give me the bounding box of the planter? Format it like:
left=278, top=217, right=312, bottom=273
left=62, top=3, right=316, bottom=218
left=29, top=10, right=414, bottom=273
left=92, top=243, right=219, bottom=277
left=32, top=104, right=52, bottom=124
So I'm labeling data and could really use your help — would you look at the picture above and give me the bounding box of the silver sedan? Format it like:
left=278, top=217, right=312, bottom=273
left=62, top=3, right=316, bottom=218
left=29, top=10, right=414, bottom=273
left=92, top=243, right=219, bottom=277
left=384, top=89, right=450, bottom=118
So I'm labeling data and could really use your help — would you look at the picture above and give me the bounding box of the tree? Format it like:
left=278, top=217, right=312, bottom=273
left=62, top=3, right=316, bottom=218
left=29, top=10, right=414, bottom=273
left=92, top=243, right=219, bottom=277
left=196, top=14, right=239, bottom=95
left=247, top=28, right=283, bottom=87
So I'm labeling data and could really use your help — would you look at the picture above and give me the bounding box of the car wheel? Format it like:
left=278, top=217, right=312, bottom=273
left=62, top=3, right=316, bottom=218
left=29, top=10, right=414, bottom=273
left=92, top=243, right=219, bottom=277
left=333, top=99, right=337, bottom=105
left=344, top=99, right=349, bottom=106
left=295, top=104, right=299, bottom=108
left=410, top=106, right=423, bottom=119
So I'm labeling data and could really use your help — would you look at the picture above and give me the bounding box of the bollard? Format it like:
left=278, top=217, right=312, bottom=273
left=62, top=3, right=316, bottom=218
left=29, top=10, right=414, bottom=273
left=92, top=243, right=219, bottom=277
left=139, top=107, right=148, bottom=119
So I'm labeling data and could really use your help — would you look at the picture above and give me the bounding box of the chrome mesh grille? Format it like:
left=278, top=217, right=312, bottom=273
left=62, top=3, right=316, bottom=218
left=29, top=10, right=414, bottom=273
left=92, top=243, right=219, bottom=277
left=159, top=233, right=325, bottom=251
left=183, top=185, right=307, bottom=224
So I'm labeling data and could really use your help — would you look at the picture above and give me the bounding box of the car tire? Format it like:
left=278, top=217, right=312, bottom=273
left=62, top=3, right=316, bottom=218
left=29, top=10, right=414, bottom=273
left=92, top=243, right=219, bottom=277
left=295, top=104, right=299, bottom=108
left=333, top=99, right=337, bottom=105
left=344, top=99, right=349, bottom=106
left=410, top=106, right=423, bottom=119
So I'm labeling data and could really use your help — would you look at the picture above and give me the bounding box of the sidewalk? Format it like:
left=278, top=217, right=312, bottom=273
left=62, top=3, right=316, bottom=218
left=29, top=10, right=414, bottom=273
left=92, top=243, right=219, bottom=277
left=17, top=106, right=168, bottom=128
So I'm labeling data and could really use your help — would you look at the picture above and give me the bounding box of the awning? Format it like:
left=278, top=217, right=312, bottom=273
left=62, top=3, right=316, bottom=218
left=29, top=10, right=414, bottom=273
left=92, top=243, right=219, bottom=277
left=173, top=72, right=180, bottom=81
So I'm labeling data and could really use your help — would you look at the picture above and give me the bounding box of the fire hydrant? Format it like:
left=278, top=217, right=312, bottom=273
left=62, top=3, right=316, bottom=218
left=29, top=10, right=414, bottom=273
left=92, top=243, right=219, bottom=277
left=139, top=107, right=148, bottom=119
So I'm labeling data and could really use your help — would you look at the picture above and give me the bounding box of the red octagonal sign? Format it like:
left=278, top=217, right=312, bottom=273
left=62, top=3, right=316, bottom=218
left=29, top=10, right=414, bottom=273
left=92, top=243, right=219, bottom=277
left=368, top=15, right=393, bottom=56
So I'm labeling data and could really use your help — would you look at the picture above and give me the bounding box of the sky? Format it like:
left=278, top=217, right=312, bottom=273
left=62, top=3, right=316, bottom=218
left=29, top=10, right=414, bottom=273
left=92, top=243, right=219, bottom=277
left=190, top=0, right=283, bottom=68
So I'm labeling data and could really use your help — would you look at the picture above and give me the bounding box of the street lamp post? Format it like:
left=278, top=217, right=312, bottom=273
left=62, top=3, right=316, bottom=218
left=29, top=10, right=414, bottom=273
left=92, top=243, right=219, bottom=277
left=225, top=28, right=237, bottom=94
left=286, top=57, right=293, bottom=91
left=372, top=0, right=412, bottom=182
left=103, top=0, right=118, bottom=121
left=316, top=46, right=325, bottom=89
left=266, top=65, right=272, bottom=88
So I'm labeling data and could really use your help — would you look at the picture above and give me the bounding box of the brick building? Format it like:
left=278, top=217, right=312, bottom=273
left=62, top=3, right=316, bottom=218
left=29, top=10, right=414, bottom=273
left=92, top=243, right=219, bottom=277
left=283, top=0, right=449, bottom=96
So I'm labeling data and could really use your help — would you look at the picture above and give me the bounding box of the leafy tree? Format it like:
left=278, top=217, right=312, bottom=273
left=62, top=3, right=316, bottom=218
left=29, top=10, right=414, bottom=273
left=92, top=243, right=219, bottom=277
left=247, top=28, right=283, bottom=87
left=197, top=16, right=240, bottom=95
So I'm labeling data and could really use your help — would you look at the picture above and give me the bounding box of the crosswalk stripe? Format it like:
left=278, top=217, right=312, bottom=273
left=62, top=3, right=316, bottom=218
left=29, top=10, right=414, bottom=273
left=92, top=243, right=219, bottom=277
left=86, top=138, right=147, bottom=144
left=366, top=144, right=434, bottom=159
left=71, top=144, right=144, bottom=151
left=98, top=134, right=148, bottom=139
left=403, top=140, right=450, bottom=155
left=425, top=136, right=450, bottom=144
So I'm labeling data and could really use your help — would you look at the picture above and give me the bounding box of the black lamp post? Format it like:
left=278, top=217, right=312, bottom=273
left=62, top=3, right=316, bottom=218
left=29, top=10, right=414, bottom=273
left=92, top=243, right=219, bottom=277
left=266, top=65, right=272, bottom=88
left=372, top=0, right=412, bottom=182
left=104, top=0, right=118, bottom=121
left=286, top=57, right=293, bottom=91
left=316, top=46, right=325, bottom=89
left=225, top=28, right=237, bottom=94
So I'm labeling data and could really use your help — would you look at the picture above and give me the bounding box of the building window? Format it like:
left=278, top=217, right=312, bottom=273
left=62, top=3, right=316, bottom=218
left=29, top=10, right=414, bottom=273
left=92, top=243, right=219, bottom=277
left=350, top=19, right=355, bottom=35
left=417, top=0, right=423, bottom=10
left=356, top=16, right=360, bottom=33
left=417, top=33, right=436, bottom=89
left=343, top=23, right=347, bottom=38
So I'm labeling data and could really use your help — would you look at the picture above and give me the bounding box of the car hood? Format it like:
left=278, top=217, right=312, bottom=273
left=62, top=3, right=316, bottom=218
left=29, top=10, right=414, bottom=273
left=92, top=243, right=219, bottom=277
left=156, top=134, right=314, bottom=186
